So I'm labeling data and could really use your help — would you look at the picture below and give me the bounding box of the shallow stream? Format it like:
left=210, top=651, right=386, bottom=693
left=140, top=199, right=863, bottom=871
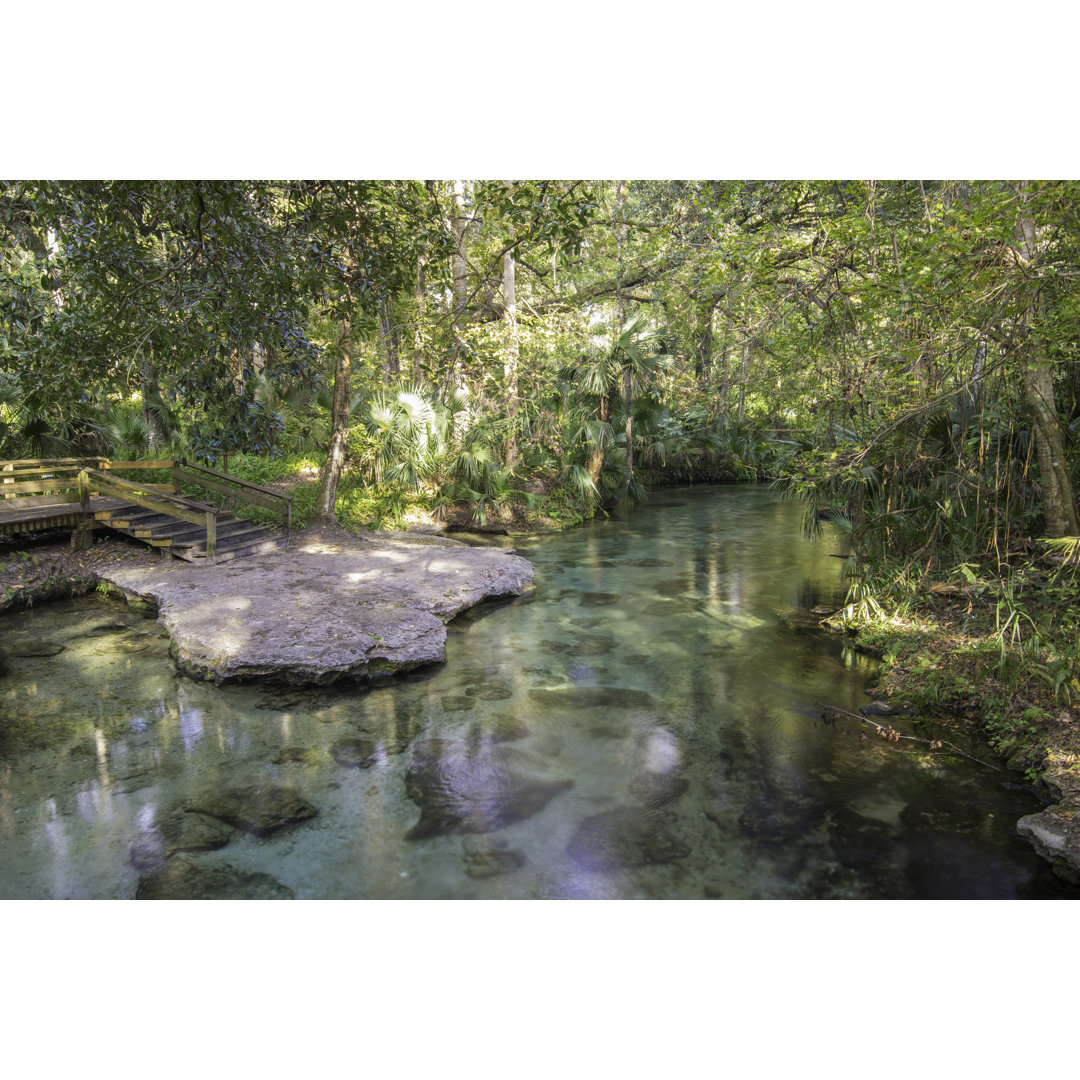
left=1, top=485, right=1076, bottom=899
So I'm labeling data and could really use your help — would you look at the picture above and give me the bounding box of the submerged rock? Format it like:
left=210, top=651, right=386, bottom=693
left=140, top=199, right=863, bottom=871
left=566, top=807, right=690, bottom=872
left=165, top=811, right=237, bottom=854
left=440, top=695, right=475, bottom=712
left=405, top=738, right=572, bottom=840
left=642, top=597, right=705, bottom=617
left=136, top=857, right=294, bottom=899
left=128, top=810, right=235, bottom=871
left=1, top=639, right=65, bottom=658
left=273, top=746, right=327, bottom=766
left=188, top=784, right=318, bottom=836
left=629, top=771, right=690, bottom=810
left=541, top=633, right=613, bottom=657
left=128, top=834, right=167, bottom=872
left=464, top=682, right=514, bottom=701
left=331, top=738, right=378, bottom=768
left=462, top=836, right=526, bottom=879
left=470, top=714, right=531, bottom=744
left=578, top=591, right=620, bottom=607
left=529, top=687, right=654, bottom=710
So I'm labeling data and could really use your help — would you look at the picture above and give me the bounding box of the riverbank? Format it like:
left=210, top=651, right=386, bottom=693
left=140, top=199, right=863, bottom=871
left=842, top=590, right=1080, bottom=883
left=0, top=532, right=163, bottom=615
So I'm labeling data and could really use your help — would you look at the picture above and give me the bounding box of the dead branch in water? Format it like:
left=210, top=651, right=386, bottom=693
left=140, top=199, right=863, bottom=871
left=822, top=704, right=1001, bottom=771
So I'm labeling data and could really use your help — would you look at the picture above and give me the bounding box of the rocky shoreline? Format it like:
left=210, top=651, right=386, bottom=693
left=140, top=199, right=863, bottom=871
left=780, top=600, right=1080, bottom=885
left=840, top=625, right=1080, bottom=886
left=1, top=524, right=534, bottom=685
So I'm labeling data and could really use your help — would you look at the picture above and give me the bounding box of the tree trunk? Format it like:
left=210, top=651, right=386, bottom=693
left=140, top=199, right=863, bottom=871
left=413, top=247, right=428, bottom=382
left=314, top=318, right=352, bottom=523
left=1024, top=357, right=1079, bottom=536
left=614, top=180, right=631, bottom=504
left=1014, top=181, right=1080, bottom=537
left=503, top=193, right=520, bottom=467
left=696, top=296, right=717, bottom=386
left=587, top=390, right=609, bottom=487
left=737, top=333, right=750, bottom=421
left=379, top=298, right=399, bottom=381
left=139, top=356, right=169, bottom=449
left=451, top=180, right=469, bottom=328
left=717, top=288, right=733, bottom=416
left=447, top=180, right=470, bottom=394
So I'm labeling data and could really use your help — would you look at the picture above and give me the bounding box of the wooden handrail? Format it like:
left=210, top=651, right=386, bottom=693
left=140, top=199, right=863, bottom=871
left=173, top=459, right=291, bottom=546
left=3, top=457, right=291, bottom=556
left=1, top=457, right=109, bottom=468
left=80, top=468, right=219, bottom=563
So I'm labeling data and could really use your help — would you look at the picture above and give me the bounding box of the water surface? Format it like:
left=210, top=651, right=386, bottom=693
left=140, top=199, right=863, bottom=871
left=1, top=485, right=1075, bottom=899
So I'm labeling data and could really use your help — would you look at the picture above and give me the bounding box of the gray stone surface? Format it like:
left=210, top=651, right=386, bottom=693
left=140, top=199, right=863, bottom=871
left=100, top=529, right=534, bottom=685
left=1017, top=803, right=1080, bottom=884
left=1016, top=744, right=1080, bottom=882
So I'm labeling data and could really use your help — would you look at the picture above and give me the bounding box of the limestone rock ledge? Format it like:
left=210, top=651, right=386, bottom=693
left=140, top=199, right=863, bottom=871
left=101, top=529, right=533, bottom=685
left=1016, top=803, right=1080, bottom=884
left=1016, top=749, right=1080, bottom=883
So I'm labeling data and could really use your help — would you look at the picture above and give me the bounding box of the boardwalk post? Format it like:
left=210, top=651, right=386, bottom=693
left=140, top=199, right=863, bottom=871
left=205, top=508, right=217, bottom=565
left=73, top=468, right=92, bottom=550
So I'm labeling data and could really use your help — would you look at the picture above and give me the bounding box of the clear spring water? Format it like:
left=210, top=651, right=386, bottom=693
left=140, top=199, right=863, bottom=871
left=1, top=484, right=1076, bottom=899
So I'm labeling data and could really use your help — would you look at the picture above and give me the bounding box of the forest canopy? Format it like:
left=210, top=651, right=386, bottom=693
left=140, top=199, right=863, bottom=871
left=3, top=179, right=1080, bottom=566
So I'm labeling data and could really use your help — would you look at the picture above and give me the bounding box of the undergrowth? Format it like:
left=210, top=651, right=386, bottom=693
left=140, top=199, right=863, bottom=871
left=835, top=549, right=1080, bottom=781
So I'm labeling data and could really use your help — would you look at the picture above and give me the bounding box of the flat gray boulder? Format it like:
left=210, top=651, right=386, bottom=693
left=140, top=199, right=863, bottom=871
left=101, top=528, right=533, bottom=685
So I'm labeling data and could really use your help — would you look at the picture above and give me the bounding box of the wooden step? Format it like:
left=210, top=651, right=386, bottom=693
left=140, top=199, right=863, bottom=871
left=89, top=497, right=286, bottom=564
left=187, top=534, right=288, bottom=562
left=148, top=519, right=257, bottom=549
left=95, top=502, right=146, bottom=522
left=175, top=525, right=283, bottom=556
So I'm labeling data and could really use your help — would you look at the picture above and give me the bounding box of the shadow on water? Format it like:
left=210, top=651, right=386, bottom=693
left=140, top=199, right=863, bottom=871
left=1, top=485, right=1078, bottom=899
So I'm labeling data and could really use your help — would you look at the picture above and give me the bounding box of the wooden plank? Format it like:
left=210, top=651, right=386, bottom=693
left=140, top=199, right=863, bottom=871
left=2, top=468, right=86, bottom=481
left=0, top=500, right=81, bottom=522
left=0, top=458, right=105, bottom=468
left=102, top=460, right=173, bottom=471
left=0, top=479, right=83, bottom=496
left=0, top=493, right=76, bottom=508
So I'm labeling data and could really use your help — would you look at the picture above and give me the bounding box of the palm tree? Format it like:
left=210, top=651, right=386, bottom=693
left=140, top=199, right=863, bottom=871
left=557, top=313, right=671, bottom=506
left=607, top=311, right=672, bottom=506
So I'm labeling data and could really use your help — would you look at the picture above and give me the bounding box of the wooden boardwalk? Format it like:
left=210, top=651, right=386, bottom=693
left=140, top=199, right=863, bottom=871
left=0, top=458, right=291, bottom=564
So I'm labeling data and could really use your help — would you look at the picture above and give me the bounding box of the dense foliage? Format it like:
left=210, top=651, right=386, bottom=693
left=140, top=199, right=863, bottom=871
left=4, top=179, right=1080, bottom=556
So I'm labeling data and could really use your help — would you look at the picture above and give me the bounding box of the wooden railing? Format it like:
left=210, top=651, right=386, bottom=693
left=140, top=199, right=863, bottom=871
left=78, top=468, right=222, bottom=562
left=1, top=458, right=106, bottom=506
left=170, top=459, right=292, bottom=544
left=1, top=457, right=293, bottom=560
